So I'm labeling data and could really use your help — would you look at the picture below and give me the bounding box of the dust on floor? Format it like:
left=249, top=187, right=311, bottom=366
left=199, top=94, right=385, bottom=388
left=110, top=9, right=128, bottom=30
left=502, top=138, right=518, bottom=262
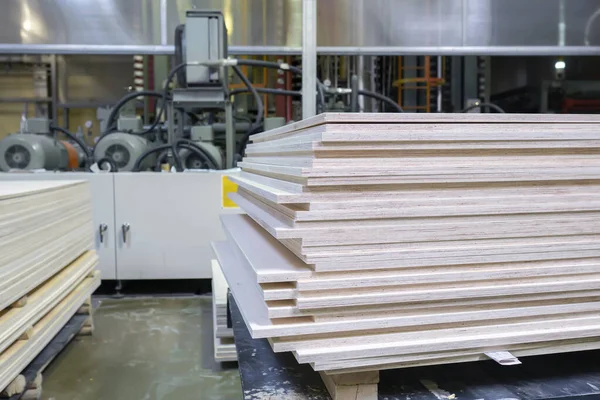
left=42, top=296, right=241, bottom=400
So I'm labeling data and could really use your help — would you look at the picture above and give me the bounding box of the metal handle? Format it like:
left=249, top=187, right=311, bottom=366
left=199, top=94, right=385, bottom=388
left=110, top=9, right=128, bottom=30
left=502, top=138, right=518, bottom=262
left=122, top=223, right=130, bottom=243
left=99, top=223, right=108, bottom=243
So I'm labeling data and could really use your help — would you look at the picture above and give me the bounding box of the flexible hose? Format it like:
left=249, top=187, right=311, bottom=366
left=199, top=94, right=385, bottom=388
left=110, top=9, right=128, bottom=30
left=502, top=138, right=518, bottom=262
left=134, top=140, right=219, bottom=172
left=237, top=124, right=264, bottom=158
left=232, top=65, right=263, bottom=127
left=132, top=144, right=173, bottom=172
left=235, top=59, right=326, bottom=112
left=49, top=125, right=92, bottom=167
left=103, top=90, right=164, bottom=136
left=357, top=90, right=404, bottom=113
left=137, top=63, right=188, bottom=136
left=230, top=88, right=302, bottom=98
left=459, top=102, right=505, bottom=113
left=155, top=149, right=170, bottom=171
left=96, top=157, right=118, bottom=172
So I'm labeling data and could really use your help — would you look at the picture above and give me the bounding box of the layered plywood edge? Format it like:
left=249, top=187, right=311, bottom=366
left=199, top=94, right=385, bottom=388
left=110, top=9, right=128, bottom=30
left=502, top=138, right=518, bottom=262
left=0, top=269, right=100, bottom=392
left=0, top=181, right=93, bottom=312
left=0, top=180, right=98, bottom=393
left=211, top=261, right=236, bottom=362
left=0, top=251, right=98, bottom=355
left=217, top=114, right=600, bottom=397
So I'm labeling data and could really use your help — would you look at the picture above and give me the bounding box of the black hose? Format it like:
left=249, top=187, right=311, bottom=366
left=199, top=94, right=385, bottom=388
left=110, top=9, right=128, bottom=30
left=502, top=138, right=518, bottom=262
left=136, top=63, right=187, bottom=136
left=49, top=125, right=92, bottom=167
left=460, top=102, right=505, bottom=113
left=134, top=140, right=219, bottom=172
left=237, top=124, right=264, bottom=158
left=132, top=144, right=173, bottom=172
left=230, top=88, right=302, bottom=98
left=103, top=90, right=164, bottom=136
left=358, top=90, right=404, bottom=113
left=96, top=157, right=118, bottom=172
left=235, top=59, right=326, bottom=112
left=155, top=149, right=170, bottom=171
left=232, top=65, right=263, bottom=128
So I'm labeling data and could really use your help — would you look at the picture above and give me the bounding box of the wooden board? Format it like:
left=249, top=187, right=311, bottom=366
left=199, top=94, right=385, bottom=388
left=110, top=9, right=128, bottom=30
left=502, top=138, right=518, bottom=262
left=211, top=260, right=236, bottom=362
left=250, top=113, right=600, bottom=143
left=213, top=241, right=600, bottom=346
left=0, top=251, right=98, bottom=355
left=0, top=180, right=93, bottom=313
left=0, top=271, right=100, bottom=392
left=223, top=113, right=600, bottom=373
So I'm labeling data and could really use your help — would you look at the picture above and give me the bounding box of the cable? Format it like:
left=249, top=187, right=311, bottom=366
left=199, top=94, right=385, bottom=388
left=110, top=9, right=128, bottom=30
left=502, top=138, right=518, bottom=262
left=459, top=102, right=505, bottom=113
left=103, top=90, right=164, bottom=136
left=137, top=63, right=187, bottom=136
left=230, top=88, right=302, bottom=98
left=232, top=65, right=263, bottom=127
left=235, top=59, right=326, bottom=112
left=154, top=149, right=170, bottom=171
left=236, top=123, right=264, bottom=158
left=132, top=144, right=173, bottom=172
left=357, top=90, right=404, bottom=113
left=49, top=125, right=92, bottom=167
left=96, top=157, right=118, bottom=172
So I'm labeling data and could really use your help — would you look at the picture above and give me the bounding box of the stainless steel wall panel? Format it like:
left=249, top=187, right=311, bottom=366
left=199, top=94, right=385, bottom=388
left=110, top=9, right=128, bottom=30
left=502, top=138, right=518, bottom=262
left=2, top=0, right=600, bottom=55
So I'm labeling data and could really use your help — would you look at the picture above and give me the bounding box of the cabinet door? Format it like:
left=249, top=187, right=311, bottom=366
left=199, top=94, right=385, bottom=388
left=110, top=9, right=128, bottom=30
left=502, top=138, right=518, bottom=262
left=114, top=172, right=241, bottom=279
left=0, top=172, right=117, bottom=279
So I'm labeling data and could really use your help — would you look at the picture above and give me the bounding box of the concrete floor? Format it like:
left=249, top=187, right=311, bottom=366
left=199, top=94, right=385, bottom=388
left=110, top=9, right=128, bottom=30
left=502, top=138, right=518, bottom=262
left=41, top=297, right=242, bottom=400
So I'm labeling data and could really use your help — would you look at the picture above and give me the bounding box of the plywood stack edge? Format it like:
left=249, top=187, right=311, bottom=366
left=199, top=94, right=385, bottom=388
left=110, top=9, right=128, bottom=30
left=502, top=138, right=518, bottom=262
left=0, top=181, right=100, bottom=395
left=214, top=112, right=600, bottom=399
left=211, top=260, right=236, bottom=363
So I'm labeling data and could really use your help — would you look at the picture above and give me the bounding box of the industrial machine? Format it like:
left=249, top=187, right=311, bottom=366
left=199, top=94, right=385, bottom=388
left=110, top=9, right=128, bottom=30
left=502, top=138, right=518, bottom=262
left=93, top=132, right=154, bottom=172
left=0, top=118, right=84, bottom=172
left=179, top=126, right=223, bottom=169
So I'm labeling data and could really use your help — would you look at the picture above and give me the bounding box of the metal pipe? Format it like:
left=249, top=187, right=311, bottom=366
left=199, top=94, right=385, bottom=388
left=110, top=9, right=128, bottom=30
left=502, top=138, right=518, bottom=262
left=50, top=55, right=58, bottom=122
left=350, top=75, right=359, bottom=112
left=225, top=102, right=235, bottom=168
left=357, top=55, right=365, bottom=111
left=302, top=0, right=317, bottom=118
left=3, top=44, right=600, bottom=56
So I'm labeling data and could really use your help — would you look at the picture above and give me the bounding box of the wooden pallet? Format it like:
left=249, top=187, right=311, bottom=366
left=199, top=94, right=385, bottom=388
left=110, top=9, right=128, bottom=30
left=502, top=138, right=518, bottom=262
left=0, top=264, right=100, bottom=393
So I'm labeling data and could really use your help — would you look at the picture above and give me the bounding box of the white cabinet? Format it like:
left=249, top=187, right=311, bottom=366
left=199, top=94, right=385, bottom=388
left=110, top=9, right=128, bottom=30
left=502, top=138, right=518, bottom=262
left=114, top=172, right=240, bottom=279
left=0, top=171, right=239, bottom=280
left=0, top=172, right=117, bottom=279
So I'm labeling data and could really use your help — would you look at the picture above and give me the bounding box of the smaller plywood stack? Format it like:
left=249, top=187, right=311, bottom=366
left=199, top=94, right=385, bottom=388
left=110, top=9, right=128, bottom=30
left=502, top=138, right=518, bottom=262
left=213, top=113, right=600, bottom=399
left=211, top=260, right=236, bottom=363
left=0, top=181, right=100, bottom=397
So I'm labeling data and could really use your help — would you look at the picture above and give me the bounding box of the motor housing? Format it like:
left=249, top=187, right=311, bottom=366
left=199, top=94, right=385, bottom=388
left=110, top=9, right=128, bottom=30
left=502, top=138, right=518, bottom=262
left=0, top=134, right=69, bottom=172
left=93, top=132, right=154, bottom=172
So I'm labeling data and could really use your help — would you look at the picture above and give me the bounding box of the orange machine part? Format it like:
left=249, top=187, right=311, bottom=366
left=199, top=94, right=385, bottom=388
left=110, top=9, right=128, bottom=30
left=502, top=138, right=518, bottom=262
left=60, top=141, right=80, bottom=169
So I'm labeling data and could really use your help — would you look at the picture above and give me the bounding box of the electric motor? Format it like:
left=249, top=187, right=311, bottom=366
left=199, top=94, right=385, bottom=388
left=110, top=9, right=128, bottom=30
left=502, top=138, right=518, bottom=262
left=0, top=134, right=69, bottom=172
left=180, top=142, right=223, bottom=170
left=93, top=132, right=154, bottom=172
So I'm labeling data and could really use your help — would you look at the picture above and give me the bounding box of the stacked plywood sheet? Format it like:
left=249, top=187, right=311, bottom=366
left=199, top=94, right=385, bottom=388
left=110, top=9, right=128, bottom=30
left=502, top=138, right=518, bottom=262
left=0, top=181, right=100, bottom=395
left=213, top=113, right=600, bottom=397
left=211, top=260, right=236, bottom=362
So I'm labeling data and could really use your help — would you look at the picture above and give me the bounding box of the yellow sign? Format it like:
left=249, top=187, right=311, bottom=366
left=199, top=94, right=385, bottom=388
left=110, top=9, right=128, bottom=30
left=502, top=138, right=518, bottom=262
left=222, top=175, right=239, bottom=208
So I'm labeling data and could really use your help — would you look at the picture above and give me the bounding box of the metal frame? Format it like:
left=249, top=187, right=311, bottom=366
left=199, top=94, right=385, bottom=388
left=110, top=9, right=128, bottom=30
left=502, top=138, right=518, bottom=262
left=2, top=45, right=600, bottom=56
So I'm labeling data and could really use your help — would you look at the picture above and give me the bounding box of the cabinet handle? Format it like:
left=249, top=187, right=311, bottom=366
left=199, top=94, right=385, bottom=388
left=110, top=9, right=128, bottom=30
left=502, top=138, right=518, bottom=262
left=122, top=223, right=130, bottom=243
left=99, top=223, right=108, bottom=243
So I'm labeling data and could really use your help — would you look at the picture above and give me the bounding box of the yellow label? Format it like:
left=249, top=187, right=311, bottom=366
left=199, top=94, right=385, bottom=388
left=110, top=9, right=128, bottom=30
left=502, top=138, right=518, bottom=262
left=222, top=175, right=239, bottom=208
